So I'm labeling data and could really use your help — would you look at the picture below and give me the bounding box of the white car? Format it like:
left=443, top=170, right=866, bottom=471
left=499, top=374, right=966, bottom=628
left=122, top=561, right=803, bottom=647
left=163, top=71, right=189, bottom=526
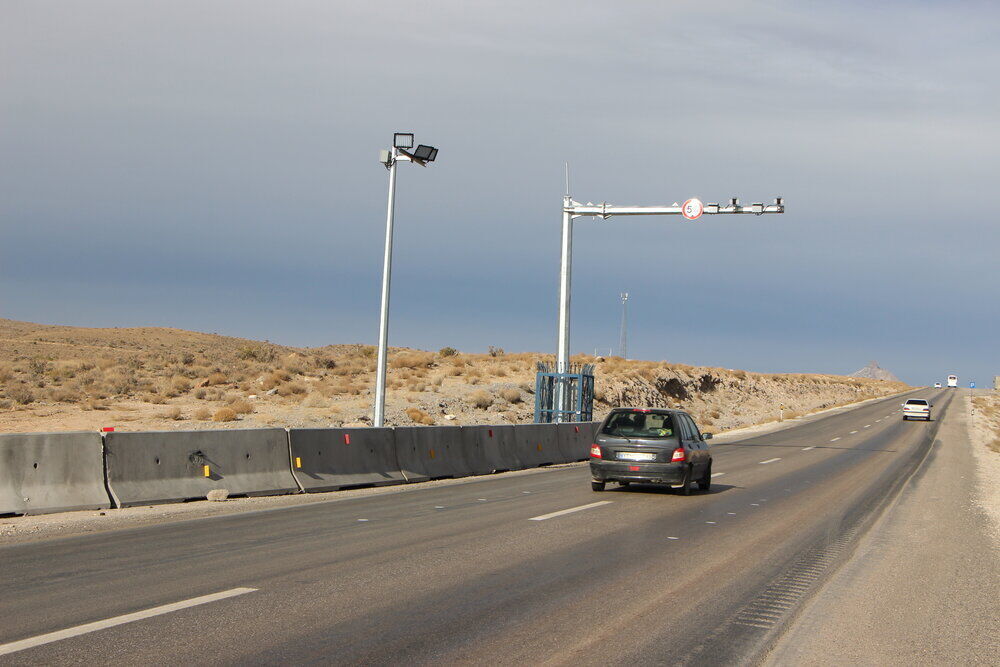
left=902, top=399, right=932, bottom=421
left=934, top=382, right=942, bottom=388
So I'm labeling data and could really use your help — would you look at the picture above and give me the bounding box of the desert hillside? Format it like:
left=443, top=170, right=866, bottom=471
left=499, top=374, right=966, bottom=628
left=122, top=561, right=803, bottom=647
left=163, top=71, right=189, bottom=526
left=0, top=319, right=909, bottom=433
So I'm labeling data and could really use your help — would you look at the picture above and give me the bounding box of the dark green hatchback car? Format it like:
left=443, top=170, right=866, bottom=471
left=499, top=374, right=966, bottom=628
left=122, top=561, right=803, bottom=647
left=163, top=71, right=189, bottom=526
left=589, top=407, right=713, bottom=494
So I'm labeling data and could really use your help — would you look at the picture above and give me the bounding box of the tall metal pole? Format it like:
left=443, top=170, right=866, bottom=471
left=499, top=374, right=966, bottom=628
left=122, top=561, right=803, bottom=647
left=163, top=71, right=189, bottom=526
left=619, top=292, right=629, bottom=359
left=554, top=196, right=574, bottom=422
left=373, top=148, right=398, bottom=428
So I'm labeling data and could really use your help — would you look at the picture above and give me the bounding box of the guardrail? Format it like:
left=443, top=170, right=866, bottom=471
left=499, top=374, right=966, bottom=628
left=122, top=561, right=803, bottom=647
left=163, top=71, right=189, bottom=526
left=0, top=422, right=599, bottom=516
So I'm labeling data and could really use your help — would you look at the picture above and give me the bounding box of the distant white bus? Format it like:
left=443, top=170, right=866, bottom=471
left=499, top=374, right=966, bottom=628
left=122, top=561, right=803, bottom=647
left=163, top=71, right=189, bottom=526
left=947, top=374, right=958, bottom=388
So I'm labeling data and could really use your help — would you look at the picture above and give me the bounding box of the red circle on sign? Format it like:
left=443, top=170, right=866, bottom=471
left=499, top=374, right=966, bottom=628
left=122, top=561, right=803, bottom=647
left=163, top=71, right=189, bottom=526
left=682, top=198, right=703, bottom=220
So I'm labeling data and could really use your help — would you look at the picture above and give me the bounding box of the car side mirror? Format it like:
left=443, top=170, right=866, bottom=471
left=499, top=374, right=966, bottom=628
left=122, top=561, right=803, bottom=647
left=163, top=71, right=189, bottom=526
left=702, top=433, right=713, bottom=440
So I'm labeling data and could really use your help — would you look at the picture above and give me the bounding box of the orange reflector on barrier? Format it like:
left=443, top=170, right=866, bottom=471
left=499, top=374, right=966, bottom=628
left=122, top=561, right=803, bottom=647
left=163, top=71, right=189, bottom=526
left=203, top=465, right=211, bottom=477
left=295, top=457, right=302, bottom=469
left=536, top=443, right=542, bottom=451
left=429, top=449, right=436, bottom=459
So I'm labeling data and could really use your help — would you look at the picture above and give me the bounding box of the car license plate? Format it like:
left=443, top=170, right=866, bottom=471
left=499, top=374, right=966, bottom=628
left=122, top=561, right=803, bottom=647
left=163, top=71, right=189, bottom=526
left=617, top=452, right=655, bottom=462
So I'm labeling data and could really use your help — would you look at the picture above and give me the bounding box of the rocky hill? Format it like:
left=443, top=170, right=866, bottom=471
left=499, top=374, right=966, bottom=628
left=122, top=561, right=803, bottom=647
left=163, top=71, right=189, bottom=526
left=850, top=361, right=901, bottom=382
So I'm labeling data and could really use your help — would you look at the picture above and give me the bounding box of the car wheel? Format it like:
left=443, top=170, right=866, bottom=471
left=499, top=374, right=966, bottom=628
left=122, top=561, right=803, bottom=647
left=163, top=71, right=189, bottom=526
left=698, top=462, right=712, bottom=491
left=618, top=481, right=630, bottom=487
left=591, top=480, right=606, bottom=492
left=902, top=416, right=908, bottom=421
left=678, top=466, right=692, bottom=496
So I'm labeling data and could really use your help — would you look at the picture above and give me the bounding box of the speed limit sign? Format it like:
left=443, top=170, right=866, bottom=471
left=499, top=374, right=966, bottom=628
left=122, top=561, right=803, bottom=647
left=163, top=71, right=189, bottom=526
left=682, top=198, right=703, bottom=220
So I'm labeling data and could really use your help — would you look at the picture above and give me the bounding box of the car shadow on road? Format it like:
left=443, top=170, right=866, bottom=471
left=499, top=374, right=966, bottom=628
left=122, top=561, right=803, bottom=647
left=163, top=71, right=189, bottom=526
left=605, top=482, right=740, bottom=496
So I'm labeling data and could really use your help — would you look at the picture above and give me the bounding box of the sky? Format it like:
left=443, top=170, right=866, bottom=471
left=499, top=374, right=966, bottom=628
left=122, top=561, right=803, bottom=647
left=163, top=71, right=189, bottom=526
left=2, top=0, right=998, bottom=385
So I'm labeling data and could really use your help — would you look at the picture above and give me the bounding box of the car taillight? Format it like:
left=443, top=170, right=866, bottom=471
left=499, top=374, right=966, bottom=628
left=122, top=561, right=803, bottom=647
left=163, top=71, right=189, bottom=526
left=590, top=444, right=602, bottom=459
left=671, top=447, right=686, bottom=462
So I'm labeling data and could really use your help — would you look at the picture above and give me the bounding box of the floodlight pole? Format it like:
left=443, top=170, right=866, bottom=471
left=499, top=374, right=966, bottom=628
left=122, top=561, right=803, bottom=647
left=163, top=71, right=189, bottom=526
left=553, top=196, right=785, bottom=421
left=373, top=147, right=399, bottom=428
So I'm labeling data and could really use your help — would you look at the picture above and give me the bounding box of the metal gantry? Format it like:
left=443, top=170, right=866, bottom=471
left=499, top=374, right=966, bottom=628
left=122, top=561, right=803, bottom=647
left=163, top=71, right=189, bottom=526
left=553, top=194, right=785, bottom=419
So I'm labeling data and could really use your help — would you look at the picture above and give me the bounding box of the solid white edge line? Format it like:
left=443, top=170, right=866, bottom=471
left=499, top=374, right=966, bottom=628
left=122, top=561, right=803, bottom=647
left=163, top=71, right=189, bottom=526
left=758, top=458, right=781, bottom=464
left=0, top=587, right=257, bottom=657
left=529, top=501, right=612, bottom=521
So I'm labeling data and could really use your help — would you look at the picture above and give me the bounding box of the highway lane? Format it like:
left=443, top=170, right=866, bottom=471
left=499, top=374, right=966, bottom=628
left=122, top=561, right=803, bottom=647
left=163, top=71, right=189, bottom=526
left=0, top=389, right=949, bottom=664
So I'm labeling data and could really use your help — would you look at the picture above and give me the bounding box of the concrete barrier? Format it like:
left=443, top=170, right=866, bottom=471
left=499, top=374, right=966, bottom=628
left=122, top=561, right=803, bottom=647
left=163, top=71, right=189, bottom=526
left=104, top=429, right=300, bottom=507
left=0, top=432, right=111, bottom=516
left=459, top=425, right=522, bottom=473
left=289, top=427, right=404, bottom=492
left=556, top=422, right=596, bottom=462
left=394, top=426, right=465, bottom=481
left=512, top=423, right=560, bottom=467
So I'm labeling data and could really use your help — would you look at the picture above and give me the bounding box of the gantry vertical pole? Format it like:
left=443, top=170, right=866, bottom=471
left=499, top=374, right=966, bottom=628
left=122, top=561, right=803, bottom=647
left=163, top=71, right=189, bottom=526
left=373, top=149, right=398, bottom=428
left=555, top=195, right=573, bottom=421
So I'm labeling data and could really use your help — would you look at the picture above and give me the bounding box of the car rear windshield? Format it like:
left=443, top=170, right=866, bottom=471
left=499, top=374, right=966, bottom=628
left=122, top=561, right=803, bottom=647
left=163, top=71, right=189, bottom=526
left=601, top=411, right=676, bottom=438
left=905, top=400, right=928, bottom=406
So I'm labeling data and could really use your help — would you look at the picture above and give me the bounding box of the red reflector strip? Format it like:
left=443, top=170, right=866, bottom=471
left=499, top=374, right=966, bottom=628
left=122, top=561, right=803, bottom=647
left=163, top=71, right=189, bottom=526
left=629, top=466, right=640, bottom=471
left=101, top=427, right=115, bottom=432
left=344, top=433, right=351, bottom=445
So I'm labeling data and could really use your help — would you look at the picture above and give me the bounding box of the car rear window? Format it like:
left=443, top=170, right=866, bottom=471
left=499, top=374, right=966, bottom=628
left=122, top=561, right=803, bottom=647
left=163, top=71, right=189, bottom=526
left=905, top=399, right=928, bottom=406
left=601, top=411, right=676, bottom=438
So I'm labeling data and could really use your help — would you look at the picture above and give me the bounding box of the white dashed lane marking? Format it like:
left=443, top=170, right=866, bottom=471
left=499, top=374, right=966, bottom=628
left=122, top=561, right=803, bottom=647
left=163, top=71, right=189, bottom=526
left=830, top=437, right=841, bottom=442
left=759, top=458, right=781, bottom=464
left=850, top=430, right=858, bottom=434
left=0, top=588, right=257, bottom=657
left=711, top=472, right=726, bottom=478
left=529, top=501, right=612, bottom=521
left=802, top=446, right=816, bottom=451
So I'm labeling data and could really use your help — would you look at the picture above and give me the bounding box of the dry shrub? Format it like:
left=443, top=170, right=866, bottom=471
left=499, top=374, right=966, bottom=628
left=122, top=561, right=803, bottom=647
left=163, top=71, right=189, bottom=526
left=229, top=399, right=254, bottom=414
left=194, top=407, right=211, bottom=420
left=0, top=398, right=12, bottom=410
left=390, top=352, right=435, bottom=370
left=105, top=370, right=136, bottom=395
left=277, top=382, right=306, bottom=397
left=467, top=389, right=493, bottom=409
left=163, top=406, right=183, bottom=420
left=446, top=366, right=463, bottom=377
left=143, top=392, right=167, bottom=405
left=194, top=388, right=207, bottom=399
left=405, top=407, right=435, bottom=425
left=0, top=364, right=14, bottom=383
left=500, top=388, right=522, bottom=404
left=301, top=393, right=327, bottom=408
left=171, top=376, right=192, bottom=393
left=213, top=407, right=237, bottom=422
left=439, top=347, right=458, bottom=357
left=313, top=356, right=336, bottom=370
left=49, top=387, right=80, bottom=403
left=206, top=372, right=227, bottom=386
left=519, top=382, right=535, bottom=394
left=83, top=398, right=109, bottom=411
left=9, top=385, right=34, bottom=405
left=431, top=375, right=444, bottom=387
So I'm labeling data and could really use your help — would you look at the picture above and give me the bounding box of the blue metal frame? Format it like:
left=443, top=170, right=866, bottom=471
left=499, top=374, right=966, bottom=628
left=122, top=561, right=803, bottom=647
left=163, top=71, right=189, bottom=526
left=534, top=362, right=594, bottom=423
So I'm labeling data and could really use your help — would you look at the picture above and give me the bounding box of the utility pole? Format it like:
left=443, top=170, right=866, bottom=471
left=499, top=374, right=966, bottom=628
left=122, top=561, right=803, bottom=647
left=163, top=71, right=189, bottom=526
left=619, top=292, right=629, bottom=359
left=553, top=195, right=784, bottom=420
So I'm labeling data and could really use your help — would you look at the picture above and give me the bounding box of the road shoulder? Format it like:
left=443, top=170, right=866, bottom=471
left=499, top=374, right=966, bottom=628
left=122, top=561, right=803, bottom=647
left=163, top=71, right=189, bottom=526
left=764, top=392, right=1000, bottom=665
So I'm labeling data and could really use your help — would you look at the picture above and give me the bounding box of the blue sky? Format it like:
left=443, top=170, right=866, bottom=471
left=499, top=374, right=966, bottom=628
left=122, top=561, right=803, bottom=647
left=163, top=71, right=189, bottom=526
left=2, top=1, right=998, bottom=385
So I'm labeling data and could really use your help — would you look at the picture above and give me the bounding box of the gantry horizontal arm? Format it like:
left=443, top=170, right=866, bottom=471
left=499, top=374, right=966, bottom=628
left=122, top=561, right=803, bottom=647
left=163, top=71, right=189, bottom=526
left=565, top=201, right=784, bottom=217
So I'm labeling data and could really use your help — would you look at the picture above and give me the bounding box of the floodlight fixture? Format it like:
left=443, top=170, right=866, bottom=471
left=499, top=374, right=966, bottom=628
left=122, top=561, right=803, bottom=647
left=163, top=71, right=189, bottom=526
left=393, top=132, right=414, bottom=149
left=412, top=144, right=438, bottom=162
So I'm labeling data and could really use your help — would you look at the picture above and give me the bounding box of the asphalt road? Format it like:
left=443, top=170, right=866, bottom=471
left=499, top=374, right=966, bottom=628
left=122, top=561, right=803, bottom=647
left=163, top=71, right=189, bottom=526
left=0, top=389, right=966, bottom=665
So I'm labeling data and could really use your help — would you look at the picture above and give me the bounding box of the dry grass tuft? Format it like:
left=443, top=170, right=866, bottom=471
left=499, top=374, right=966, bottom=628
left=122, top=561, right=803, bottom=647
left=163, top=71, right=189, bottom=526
left=390, top=352, right=435, bottom=370
left=301, top=393, right=328, bottom=408
left=500, top=388, right=522, bottom=404
left=228, top=398, right=254, bottom=414
left=9, top=385, right=34, bottom=405
left=467, top=389, right=493, bottom=409
left=212, top=407, right=237, bottom=422
left=405, top=407, right=436, bottom=425
left=163, top=406, right=183, bottom=420
left=194, top=407, right=211, bottom=421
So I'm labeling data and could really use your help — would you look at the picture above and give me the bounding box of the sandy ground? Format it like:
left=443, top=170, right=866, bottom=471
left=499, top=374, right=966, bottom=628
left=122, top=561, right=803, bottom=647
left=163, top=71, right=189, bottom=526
left=967, top=392, right=1000, bottom=543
